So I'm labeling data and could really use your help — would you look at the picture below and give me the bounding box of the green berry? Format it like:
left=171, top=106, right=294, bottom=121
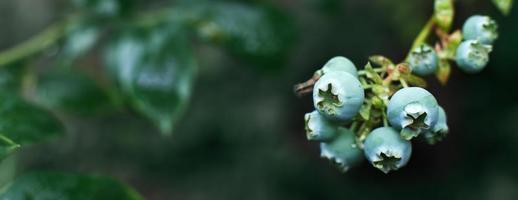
left=320, top=128, right=363, bottom=172
left=455, top=40, right=492, bottom=73
left=363, top=127, right=412, bottom=174
left=318, top=56, right=358, bottom=77
left=408, top=44, right=439, bottom=76
left=423, top=106, right=449, bottom=145
left=313, top=71, right=365, bottom=122
left=304, top=110, right=338, bottom=141
left=462, top=15, right=498, bottom=45
left=387, top=87, right=439, bottom=140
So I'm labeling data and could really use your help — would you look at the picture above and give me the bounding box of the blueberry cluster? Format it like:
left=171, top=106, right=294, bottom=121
left=303, top=57, right=450, bottom=173
left=456, top=15, right=497, bottom=73
left=297, top=14, right=500, bottom=174
left=407, top=15, right=497, bottom=76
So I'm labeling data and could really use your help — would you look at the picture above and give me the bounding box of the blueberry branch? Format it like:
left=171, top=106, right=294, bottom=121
left=299, top=0, right=506, bottom=174
left=405, top=17, right=436, bottom=61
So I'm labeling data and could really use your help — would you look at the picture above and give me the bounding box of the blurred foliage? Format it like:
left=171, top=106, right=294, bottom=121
left=0, top=94, right=63, bottom=159
left=0, top=171, right=143, bottom=200
left=35, top=70, right=114, bottom=116
left=0, top=0, right=517, bottom=199
left=105, top=24, right=197, bottom=134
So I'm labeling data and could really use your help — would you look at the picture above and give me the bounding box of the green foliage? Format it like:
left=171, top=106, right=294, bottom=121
left=35, top=70, right=114, bottom=116
left=0, top=95, right=64, bottom=146
left=434, top=0, right=454, bottom=31
left=493, top=0, right=514, bottom=15
left=0, top=155, right=16, bottom=191
left=175, top=1, right=296, bottom=68
left=72, top=0, right=135, bottom=18
left=60, top=22, right=100, bottom=64
left=105, top=25, right=197, bottom=134
left=0, top=136, right=19, bottom=162
left=0, top=63, right=25, bottom=93
left=0, top=95, right=64, bottom=161
left=0, top=172, right=143, bottom=200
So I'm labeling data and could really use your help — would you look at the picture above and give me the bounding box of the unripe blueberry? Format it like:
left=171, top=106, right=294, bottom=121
left=363, top=127, right=412, bottom=173
left=320, top=127, right=363, bottom=172
left=304, top=110, right=338, bottom=141
left=313, top=71, right=365, bottom=122
left=462, top=15, right=498, bottom=45
left=387, top=87, right=439, bottom=140
left=424, top=106, right=449, bottom=145
left=455, top=40, right=492, bottom=73
left=318, top=56, right=358, bottom=77
left=408, top=44, right=439, bottom=76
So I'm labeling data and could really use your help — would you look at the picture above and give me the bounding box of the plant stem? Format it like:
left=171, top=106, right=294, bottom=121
left=400, top=78, right=409, bottom=88
left=0, top=19, right=70, bottom=67
left=0, top=9, right=174, bottom=68
left=357, top=68, right=385, bottom=76
left=404, top=17, right=435, bottom=61
left=381, top=109, right=389, bottom=127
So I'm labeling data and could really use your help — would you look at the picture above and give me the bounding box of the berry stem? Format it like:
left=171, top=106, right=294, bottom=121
left=405, top=17, right=436, bottom=61
left=294, top=73, right=321, bottom=96
left=399, top=78, right=409, bottom=88
left=357, top=68, right=386, bottom=76
left=382, top=108, right=389, bottom=127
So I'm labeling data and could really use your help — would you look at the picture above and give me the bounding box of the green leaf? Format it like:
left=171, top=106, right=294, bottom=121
left=0, top=135, right=19, bottom=162
left=185, top=1, right=296, bottom=68
left=0, top=172, right=143, bottom=200
left=72, top=0, right=136, bottom=18
left=359, top=102, right=371, bottom=121
left=434, top=0, right=454, bottom=31
left=436, top=59, right=451, bottom=85
left=492, top=0, right=514, bottom=15
left=0, top=63, right=25, bottom=93
left=0, top=154, right=16, bottom=191
left=104, top=25, right=196, bottom=134
left=60, top=22, right=100, bottom=64
left=400, top=74, right=427, bottom=88
left=368, top=55, right=394, bottom=68
left=364, top=62, right=383, bottom=84
left=0, top=94, right=64, bottom=146
left=35, top=70, right=114, bottom=116
left=440, top=30, right=462, bottom=59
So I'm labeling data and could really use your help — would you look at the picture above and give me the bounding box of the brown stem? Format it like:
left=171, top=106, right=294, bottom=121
left=294, top=73, right=320, bottom=97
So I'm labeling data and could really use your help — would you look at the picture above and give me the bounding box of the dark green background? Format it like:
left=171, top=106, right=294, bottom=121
left=1, top=0, right=518, bottom=199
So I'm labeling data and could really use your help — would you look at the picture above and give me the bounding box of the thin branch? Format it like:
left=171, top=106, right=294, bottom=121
left=0, top=19, right=70, bottom=67
left=404, top=17, right=435, bottom=61
left=294, top=73, right=320, bottom=97
left=0, top=8, right=174, bottom=68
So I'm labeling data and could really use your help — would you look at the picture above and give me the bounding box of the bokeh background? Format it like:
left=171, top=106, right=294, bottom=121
left=1, top=0, right=518, bottom=199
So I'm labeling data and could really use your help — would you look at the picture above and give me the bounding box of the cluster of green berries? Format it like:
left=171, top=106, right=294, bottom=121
left=303, top=56, right=450, bottom=173
left=456, top=15, right=497, bottom=73
left=408, top=15, right=498, bottom=75
left=298, top=11, right=499, bottom=173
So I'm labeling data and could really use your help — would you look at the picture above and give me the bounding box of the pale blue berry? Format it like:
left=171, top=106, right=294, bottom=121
left=318, top=56, right=358, bottom=77
left=455, top=40, right=492, bottom=73
left=387, top=87, right=439, bottom=140
left=304, top=110, right=338, bottom=141
left=423, top=106, right=449, bottom=145
left=363, top=127, right=412, bottom=174
left=408, top=44, right=439, bottom=76
left=462, top=15, right=498, bottom=45
left=320, top=127, right=363, bottom=172
left=313, top=71, right=365, bottom=122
